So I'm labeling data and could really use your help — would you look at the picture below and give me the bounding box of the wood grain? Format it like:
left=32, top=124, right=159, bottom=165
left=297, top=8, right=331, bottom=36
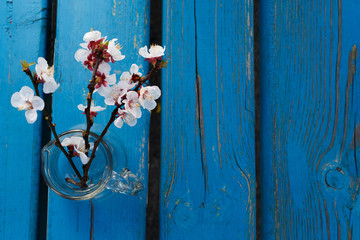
left=160, top=0, right=255, bottom=239
left=0, top=0, right=47, bottom=239
left=47, top=0, right=150, bottom=239
left=259, top=0, right=360, bottom=238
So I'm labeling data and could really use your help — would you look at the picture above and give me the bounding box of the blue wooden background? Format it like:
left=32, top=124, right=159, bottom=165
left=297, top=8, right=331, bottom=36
left=259, top=0, right=360, bottom=239
left=0, top=1, right=47, bottom=239
left=160, top=0, right=255, bottom=239
left=1, top=0, right=360, bottom=239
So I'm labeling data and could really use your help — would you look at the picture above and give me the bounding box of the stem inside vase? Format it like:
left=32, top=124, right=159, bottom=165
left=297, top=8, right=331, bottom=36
left=41, top=129, right=113, bottom=200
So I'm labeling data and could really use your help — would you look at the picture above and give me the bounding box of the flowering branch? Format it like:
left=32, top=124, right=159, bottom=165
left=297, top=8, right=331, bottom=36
left=135, top=67, right=159, bottom=91
left=83, top=57, right=103, bottom=154
left=23, top=68, right=85, bottom=185
left=81, top=62, right=162, bottom=184
left=11, top=30, right=166, bottom=190
left=82, top=105, right=119, bottom=184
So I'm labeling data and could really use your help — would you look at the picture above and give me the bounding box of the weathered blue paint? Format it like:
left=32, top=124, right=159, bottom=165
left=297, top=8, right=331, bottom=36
left=260, top=0, right=360, bottom=238
left=5, top=0, right=360, bottom=238
left=160, top=0, right=255, bottom=239
left=47, top=0, right=150, bottom=239
left=0, top=0, right=47, bottom=239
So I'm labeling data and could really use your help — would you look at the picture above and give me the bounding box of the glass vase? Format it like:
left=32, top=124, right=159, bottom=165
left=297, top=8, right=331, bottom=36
left=41, top=124, right=143, bottom=201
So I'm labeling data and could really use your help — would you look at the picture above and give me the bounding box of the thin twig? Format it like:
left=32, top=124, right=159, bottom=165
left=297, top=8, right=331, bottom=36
left=134, top=67, right=158, bottom=92
left=81, top=65, right=160, bottom=185
left=65, top=177, right=84, bottom=187
left=82, top=105, right=119, bottom=185
left=83, top=58, right=103, bottom=155
left=25, top=70, right=85, bottom=185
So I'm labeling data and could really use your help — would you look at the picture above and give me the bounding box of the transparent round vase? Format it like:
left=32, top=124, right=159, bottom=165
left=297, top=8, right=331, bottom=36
left=41, top=124, right=144, bottom=201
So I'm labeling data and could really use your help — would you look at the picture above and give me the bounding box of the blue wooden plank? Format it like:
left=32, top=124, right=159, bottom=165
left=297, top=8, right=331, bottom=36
left=259, top=0, right=360, bottom=238
left=160, top=0, right=255, bottom=239
left=0, top=0, right=47, bottom=239
left=47, top=1, right=150, bottom=239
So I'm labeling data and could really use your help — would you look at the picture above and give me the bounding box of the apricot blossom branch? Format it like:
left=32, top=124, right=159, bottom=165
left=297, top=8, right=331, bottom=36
left=22, top=66, right=84, bottom=184
left=11, top=30, right=166, bottom=189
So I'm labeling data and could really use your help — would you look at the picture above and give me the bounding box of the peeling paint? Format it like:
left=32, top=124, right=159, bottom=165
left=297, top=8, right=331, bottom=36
left=112, top=0, right=116, bottom=16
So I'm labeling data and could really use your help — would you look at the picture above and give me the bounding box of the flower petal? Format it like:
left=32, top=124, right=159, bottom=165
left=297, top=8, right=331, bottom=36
left=105, top=98, right=116, bottom=106
left=107, top=74, right=116, bottom=85
left=83, top=30, right=102, bottom=42
left=77, top=151, right=90, bottom=165
left=108, top=39, right=125, bottom=61
left=75, top=48, right=90, bottom=63
left=128, top=106, right=142, bottom=119
left=139, top=46, right=151, bottom=58
left=112, top=52, right=125, bottom=61
left=77, top=104, right=86, bottom=111
left=116, top=96, right=124, bottom=105
left=37, top=57, right=48, bottom=67
left=150, top=86, right=161, bottom=99
left=118, top=80, right=133, bottom=89
left=43, top=79, right=60, bottom=94
left=61, top=137, right=72, bottom=146
left=149, top=45, right=165, bottom=57
left=35, top=57, right=48, bottom=76
left=30, top=96, right=45, bottom=110
left=73, top=136, right=85, bottom=149
left=20, top=86, right=34, bottom=100
left=126, top=91, right=139, bottom=100
left=92, top=105, right=106, bottom=112
left=80, top=43, right=88, bottom=49
left=120, top=72, right=131, bottom=82
left=114, top=117, right=124, bottom=128
left=99, top=86, right=112, bottom=98
left=125, top=113, right=137, bottom=126
left=11, top=92, right=26, bottom=108
left=130, top=64, right=139, bottom=75
left=25, top=109, right=37, bottom=124
left=97, top=86, right=109, bottom=97
left=98, top=62, right=111, bottom=75
left=140, top=98, right=156, bottom=110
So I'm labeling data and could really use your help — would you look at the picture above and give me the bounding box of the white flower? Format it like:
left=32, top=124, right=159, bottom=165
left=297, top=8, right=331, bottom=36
left=77, top=103, right=105, bottom=117
left=139, top=45, right=166, bottom=59
left=61, top=136, right=93, bottom=165
left=107, top=38, right=125, bottom=62
left=75, top=30, right=104, bottom=64
left=75, top=31, right=125, bottom=65
left=123, top=91, right=142, bottom=118
left=129, top=64, right=142, bottom=76
left=35, top=57, right=60, bottom=94
left=120, top=64, right=142, bottom=85
left=139, top=86, right=161, bottom=110
left=11, top=86, right=45, bottom=124
left=114, top=109, right=137, bottom=128
left=102, top=81, right=131, bottom=106
left=94, top=62, right=116, bottom=96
